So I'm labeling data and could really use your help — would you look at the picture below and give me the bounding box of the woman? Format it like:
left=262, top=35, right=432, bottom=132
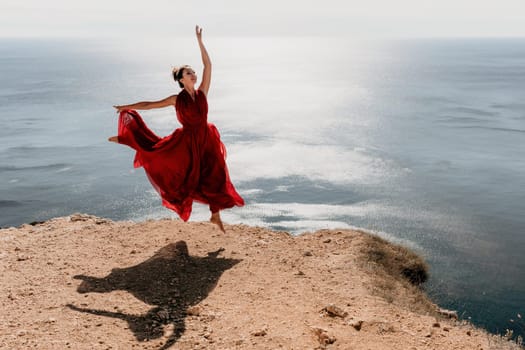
left=109, top=26, right=244, bottom=232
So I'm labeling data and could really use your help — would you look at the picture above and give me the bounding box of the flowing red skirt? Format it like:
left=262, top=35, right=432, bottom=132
left=116, top=109, right=244, bottom=221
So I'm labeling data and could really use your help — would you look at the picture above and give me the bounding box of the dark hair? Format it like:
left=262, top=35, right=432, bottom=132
left=172, top=65, right=192, bottom=88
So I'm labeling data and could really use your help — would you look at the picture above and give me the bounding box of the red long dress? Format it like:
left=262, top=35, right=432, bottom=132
left=116, top=89, right=244, bottom=221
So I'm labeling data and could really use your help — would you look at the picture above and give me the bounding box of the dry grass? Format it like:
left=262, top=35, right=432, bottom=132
left=358, top=232, right=524, bottom=350
left=357, top=232, right=438, bottom=316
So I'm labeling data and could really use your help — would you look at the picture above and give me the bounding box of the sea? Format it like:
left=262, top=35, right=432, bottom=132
left=1, top=36, right=524, bottom=339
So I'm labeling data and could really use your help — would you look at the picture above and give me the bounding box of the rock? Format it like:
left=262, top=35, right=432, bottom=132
left=156, top=308, right=170, bottom=321
left=70, top=213, right=90, bottom=222
left=323, top=238, right=332, bottom=243
left=187, top=306, right=201, bottom=316
left=69, top=213, right=110, bottom=224
left=303, top=251, right=313, bottom=256
left=323, top=304, right=348, bottom=318
left=466, top=330, right=472, bottom=336
left=312, top=327, right=336, bottom=345
left=433, top=322, right=441, bottom=328
left=348, top=319, right=364, bottom=331
left=438, top=308, right=458, bottom=319
left=252, top=329, right=267, bottom=337
left=29, top=221, right=45, bottom=226
left=295, top=270, right=305, bottom=276
left=95, top=218, right=111, bottom=225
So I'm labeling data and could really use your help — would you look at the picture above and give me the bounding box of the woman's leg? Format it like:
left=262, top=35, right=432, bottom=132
left=210, top=210, right=225, bottom=233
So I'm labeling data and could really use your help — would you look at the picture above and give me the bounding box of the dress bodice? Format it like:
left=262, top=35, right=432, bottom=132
left=175, top=89, right=208, bottom=129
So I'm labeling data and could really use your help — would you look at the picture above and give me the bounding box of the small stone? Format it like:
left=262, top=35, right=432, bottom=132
left=443, top=327, right=450, bottom=332
left=187, top=306, right=201, bottom=316
left=348, top=319, right=364, bottom=331
left=70, top=213, right=88, bottom=222
left=130, top=249, right=137, bottom=254
left=235, top=339, right=243, bottom=345
left=312, top=327, right=336, bottom=345
left=29, top=220, right=45, bottom=226
left=438, top=308, right=458, bottom=319
left=324, top=304, right=348, bottom=318
left=433, top=322, right=440, bottom=328
left=252, top=329, right=267, bottom=337
left=295, top=270, right=305, bottom=276
left=323, top=238, right=332, bottom=243
left=466, top=330, right=472, bottom=336
left=303, top=251, right=313, bottom=256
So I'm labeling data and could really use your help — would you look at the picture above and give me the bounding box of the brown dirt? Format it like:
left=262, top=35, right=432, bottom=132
left=0, top=214, right=520, bottom=349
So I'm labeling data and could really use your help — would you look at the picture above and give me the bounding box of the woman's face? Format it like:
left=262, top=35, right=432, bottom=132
left=180, top=68, right=197, bottom=88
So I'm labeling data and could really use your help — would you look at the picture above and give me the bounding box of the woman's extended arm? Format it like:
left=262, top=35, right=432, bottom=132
left=196, top=25, right=211, bottom=96
left=113, top=95, right=177, bottom=113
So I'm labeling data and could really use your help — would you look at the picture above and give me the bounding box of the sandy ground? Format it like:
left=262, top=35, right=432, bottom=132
left=0, top=214, right=520, bottom=350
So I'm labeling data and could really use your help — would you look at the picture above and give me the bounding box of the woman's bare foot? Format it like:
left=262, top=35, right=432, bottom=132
left=210, top=212, right=225, bottom=233
left=108, top=136, right=119, bottom=143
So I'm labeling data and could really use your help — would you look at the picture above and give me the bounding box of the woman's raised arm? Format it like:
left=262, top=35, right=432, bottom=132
left=196, top=25, right=211, bottom=96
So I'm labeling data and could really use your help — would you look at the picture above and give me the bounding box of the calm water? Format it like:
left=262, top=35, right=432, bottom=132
left=1, top=36, right=524, bottom=337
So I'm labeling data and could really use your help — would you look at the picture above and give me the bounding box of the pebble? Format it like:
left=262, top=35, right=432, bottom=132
left=438, top=308, right=458, bottom=319
left=252, top=329, right=267, bottom=337
left=312, top=327, right=336, bottom=345
left=348, top=319, right=364, bottom=331
left=324, top=304, right=348, bottom=318
left=187, top=306, right=201, bottom=316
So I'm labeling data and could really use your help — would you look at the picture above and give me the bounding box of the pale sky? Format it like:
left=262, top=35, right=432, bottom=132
left=2, top=0, right=525, bottom=38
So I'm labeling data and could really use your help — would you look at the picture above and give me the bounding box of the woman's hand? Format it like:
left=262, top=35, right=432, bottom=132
left=196, top=25, right=203, bottom=41
left=113, top=105, right=125, bottom=113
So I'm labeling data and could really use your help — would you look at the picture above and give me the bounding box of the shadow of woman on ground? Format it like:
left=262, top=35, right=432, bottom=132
left=67, top=241, right=241, bottom=349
